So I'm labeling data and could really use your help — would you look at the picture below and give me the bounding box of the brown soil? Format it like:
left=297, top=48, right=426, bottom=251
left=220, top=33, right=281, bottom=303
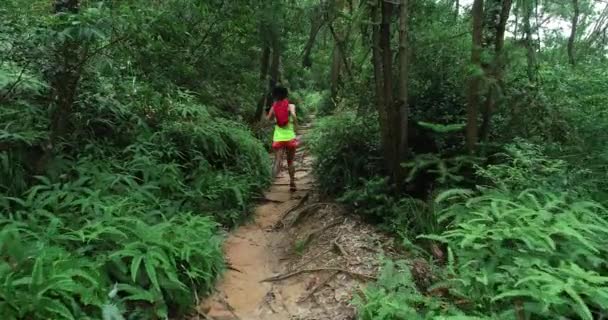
left=194, top=124, right=396, bottom=320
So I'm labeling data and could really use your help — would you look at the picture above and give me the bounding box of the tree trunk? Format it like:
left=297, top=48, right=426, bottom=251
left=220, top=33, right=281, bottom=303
left=254, top=45, right=270, bottom=121
left=480, top=0, right=512, bottom=144
left=267, top=42, right=281, bottom=111
left=466, top=0, right=484, bottom=154
left=50, top=0, right=80, bottom=143
left=370, top=0, right=391, bottom=178
left=514, top=5, right=519, bottom=40
left=302, top=8, right=325, bottom=68
left=568, top=0, right=579, bottom=66
left=371, top=1, right=385, bottom=121
left=523, top=0, right=536, bottom=82
left=330, top=37, right=343, bottom=102
left=380, top=1, right=399, bottom=178
left=397, top=0, right=409, bottom=179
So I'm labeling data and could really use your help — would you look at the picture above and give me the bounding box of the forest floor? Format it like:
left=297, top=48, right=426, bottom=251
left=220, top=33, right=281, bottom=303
left=193, top=122, right=398, bottom=320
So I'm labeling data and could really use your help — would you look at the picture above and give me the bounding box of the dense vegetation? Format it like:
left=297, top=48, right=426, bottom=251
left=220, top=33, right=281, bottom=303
left=306, top=0, right=608, bottom=319
left=1, top=0, right=607, bottom=319
left=0, top=0, right=315, bottom=318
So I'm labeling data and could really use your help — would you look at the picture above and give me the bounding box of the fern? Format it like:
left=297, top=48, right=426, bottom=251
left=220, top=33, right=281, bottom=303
left=422, top=187, right=608, bottom=319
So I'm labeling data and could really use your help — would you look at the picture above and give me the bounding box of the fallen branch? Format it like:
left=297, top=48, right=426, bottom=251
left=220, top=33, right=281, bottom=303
left=254, top=196, right=283, bottom=203
left=195, top=310, right=213, bottom=320
left=300, top=220, right=342, bottom=246
left=291, top=248, right=331, bottom=271
left=0, top=62, right=29, bottom=103
left=227, top=264, right=243, bottom=273
left=291, top=203, right=340, bottom=226
left=332, top=237, right=348, bottom=256
left=273, top=192, right=310, bottom=229
left=219, top=297, right=241, bottom=320
left=298, top=271, right=338, bottom=302
left=261, top=267, right=377, bottom=283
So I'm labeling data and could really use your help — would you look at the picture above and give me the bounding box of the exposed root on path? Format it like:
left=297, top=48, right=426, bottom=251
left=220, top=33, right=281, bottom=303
left=261, top=268, right=377, bottom=283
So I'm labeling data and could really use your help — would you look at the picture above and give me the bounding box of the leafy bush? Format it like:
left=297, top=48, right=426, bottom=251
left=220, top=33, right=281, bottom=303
left=0, top=147, right=226, bottom=319
left=357, top=141, right=608, bottom=319
left=424, top=187, right=608, bottom=320
left=355, top=260, right=470, bottom=320
left=308, top=112, right=382, bottom=195
left=338, top=177, right=434, bottom=236
left=0, top=18, right=269, bottom=317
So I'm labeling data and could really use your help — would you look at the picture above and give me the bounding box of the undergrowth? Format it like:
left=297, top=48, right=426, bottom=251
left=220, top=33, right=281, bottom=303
left=355, top=142, right=608, bottom=319
left=1, top=42, right=271, bottom=319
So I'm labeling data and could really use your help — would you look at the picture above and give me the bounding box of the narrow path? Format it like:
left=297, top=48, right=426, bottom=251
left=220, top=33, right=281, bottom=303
left=195, top=122, right=393, bottom=320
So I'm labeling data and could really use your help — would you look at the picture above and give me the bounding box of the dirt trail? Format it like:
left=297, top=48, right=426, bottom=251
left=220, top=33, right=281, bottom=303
left=196, top=123, right=395, bottom=320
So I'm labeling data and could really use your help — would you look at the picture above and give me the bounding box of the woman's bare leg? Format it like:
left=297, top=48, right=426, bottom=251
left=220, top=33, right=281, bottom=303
left=272, top=149, right=282, bottom=179
left=286, top=147, right=296, bottom=191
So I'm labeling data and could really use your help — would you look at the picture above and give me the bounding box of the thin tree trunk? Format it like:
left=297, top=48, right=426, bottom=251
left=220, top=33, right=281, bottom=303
left=302, top=8, right=325, bottom=68
left=568, top=0, right=579, bottom=65
left=50, top=0, right=80, bottom=142
left=330, top=41, right=343, bottom=101
left=495, top=0, right=512, bottom=59
left=514, top=6, right=519, bottom=40
left=523, top=0, right=536, bottom=82
left=397, top=0, right=409, bottom=177
left=254, top=45, right=270, bottom=121
left=480, top=0, right=512, bottom=144
left=466, top=0, right=484, bottom=154
left=380, top=0, right=398, bottom=177
left=267, top=43, right=281, bottom=110
left=370, top=0, right=391, bottom=178
left=371, top=1, right=385, bottom=120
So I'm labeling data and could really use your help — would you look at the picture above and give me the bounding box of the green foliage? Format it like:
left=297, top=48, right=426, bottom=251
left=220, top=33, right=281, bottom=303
left=355, top=260, right=468, bottom=320
left=426, top=187, right=608, bottom=320
left=358, top=142, right=608, bottom=319
left=338, top=177, right=435, bottom=236
left=403, top=154, right=478, bottom=187
left=0, top=140, right=229, bottom=318
left=308, top=112, right=382, bottom=195
left=0, top=0, right=279, bottom=318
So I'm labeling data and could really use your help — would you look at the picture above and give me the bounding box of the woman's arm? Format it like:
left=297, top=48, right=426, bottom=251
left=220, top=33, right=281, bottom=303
left=266, top=107, right=275, bottom=121
left=289, top=104, right=298, bottom=132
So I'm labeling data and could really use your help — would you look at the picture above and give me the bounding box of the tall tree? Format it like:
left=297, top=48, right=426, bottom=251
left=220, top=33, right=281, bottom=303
left=302, top=5, right=326, bottom=68
left=329, top=30, right=344, bottom=101
left=254, top=24, right=271, bottom=121
left=568, top=0, right=580, bottom=65
left=522, top=0, right=537, bottom=82
left=254, top=6, right=282, bottom=121
left=466, top=0, right=484, bottom=154
left=369, top=0, right=409, bottom=183
left=397, top=0, right=409, bottom=171
left=50, top=0, right=81, bottom=142
left=480, top=0, right=513, bottom=144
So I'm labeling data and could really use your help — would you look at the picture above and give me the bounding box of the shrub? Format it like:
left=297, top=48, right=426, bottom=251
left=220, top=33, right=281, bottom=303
left=0, top=153, right=225, bottom=319
left=338, top=177, right=434, bottom=236
left=425, top=187, right=608, bottom=320
left=308, top=112, right=382, bottom=195
left=355, top=260, right=469, bottom=320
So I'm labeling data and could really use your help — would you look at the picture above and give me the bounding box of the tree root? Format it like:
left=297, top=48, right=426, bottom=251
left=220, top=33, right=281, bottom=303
left=290, top=203, right=339, bottom=227
left=290, top=248, right=331, bottom=271
left=261, top=267, right=377, bottom=283
left=332, top=237, right=348, bottom=256
left=298, top=271, right=339, bottom=302
left=298, top=220, right=342, bottom=248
